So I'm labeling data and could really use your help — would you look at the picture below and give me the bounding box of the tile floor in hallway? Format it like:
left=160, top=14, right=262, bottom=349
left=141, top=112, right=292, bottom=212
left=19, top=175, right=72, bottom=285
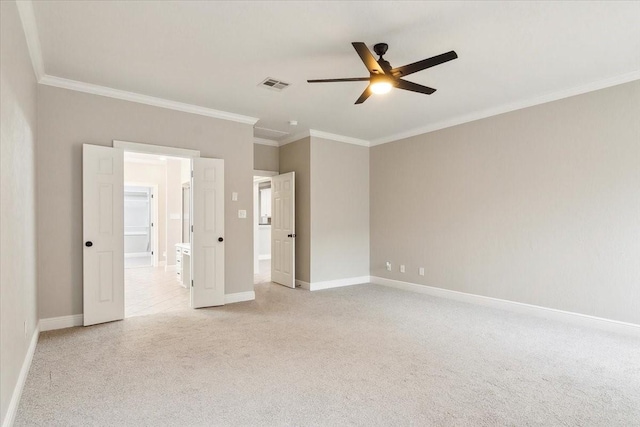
left=254, top=259, right=271, bottom=285
left=125, top=266, right=189, bottom=318
left=126, top=258, right=269, bottom=318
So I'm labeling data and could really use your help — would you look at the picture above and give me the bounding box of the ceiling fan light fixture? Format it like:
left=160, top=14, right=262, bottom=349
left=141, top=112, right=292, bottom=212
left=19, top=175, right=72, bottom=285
left=370, top=81, right=392, bottom=95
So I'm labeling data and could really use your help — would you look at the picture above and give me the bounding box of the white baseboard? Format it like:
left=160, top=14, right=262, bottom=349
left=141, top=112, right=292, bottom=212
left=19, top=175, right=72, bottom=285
left=3, top=323, right=39, bottom=427
left=165, top=264, right=177, bottom=272
left=370, top=276, right=640, bottom=337
left=224, top=291, right=256, bottom=304
left=308, top=276, right=371, bottom=291
left=158, top=260, right=166, bottom=267
left=295, top=276, right=370, bottom=291
left=40, top=314, right=84, bottom=332
left=258, top=255, right=271, bottom=261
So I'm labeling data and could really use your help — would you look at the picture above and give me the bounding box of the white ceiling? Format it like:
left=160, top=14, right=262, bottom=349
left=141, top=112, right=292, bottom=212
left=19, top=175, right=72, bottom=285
left=30, top=1, right=640, bottom=144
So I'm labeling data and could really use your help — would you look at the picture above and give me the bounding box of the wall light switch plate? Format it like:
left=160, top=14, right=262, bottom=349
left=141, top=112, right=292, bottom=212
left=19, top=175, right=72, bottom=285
left=386, top=261, right=391, bottom=271
left=238, top=209, right=247, bottom=219
left=232, top=192, right=238, bottom=201
left=400, top=265, right=406, bottom=273
left=419, top=267, right=425, bottom=276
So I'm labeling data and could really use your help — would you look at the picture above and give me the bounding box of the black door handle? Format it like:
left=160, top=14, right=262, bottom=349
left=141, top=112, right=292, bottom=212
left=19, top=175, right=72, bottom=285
left=287, top=234, right=296, bottom=238
left=218, top=237, right=224, bottom=242
left=85, top=241, right=93, bottom=247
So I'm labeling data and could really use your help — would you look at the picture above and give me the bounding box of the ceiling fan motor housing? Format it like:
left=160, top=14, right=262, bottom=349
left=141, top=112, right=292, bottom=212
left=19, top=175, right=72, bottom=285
left=373, top=43, right=389, bottom=57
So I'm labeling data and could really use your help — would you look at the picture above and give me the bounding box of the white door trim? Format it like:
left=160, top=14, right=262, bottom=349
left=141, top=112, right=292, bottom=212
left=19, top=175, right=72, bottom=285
left=253, top=169, right=279, bottom=177
left=114, top=140, right=201, bottom=158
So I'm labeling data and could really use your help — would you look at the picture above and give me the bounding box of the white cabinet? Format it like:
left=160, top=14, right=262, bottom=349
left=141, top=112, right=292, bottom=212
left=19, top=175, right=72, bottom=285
left=175, top=243, right=191, bottom=288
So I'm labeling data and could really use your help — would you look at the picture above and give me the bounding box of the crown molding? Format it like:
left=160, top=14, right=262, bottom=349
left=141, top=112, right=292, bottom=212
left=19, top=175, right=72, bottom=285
left=253, top=137, right=279, bottom=147
left=17, top=0, right=638, bottom=148
left=279, top=129, right=372, bottom=148
left=309, top=129, right=370, bottom=147
left=39, top=75, right=259, bottom=125
left=16, top=0, right=44, bottom=81
left=16, top=0, right=260, bottom=126
left=279, top=131, right=311, bottom=147
left=370, top=70, right=640, bottom=146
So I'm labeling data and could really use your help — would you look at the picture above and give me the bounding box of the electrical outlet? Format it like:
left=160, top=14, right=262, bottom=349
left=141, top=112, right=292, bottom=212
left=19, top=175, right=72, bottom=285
left=385, top=261, right=391, bottom=271
left=400, top=264, right=406, bottom=273
left=419, top=267, right=425, bottom=276
left=238, top=209, right=247, bottom=219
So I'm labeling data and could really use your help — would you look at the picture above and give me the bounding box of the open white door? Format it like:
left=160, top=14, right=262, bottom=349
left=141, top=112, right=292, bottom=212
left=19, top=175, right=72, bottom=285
left=271, top=172, right=295, bottom=288
left=191, top=158, right=225, bottom=308
left=83, top=144, right=124, bottom=326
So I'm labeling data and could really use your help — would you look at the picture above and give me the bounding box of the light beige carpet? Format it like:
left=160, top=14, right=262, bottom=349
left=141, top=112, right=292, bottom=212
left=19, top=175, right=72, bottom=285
left=16, top=282, right=640, bottom=426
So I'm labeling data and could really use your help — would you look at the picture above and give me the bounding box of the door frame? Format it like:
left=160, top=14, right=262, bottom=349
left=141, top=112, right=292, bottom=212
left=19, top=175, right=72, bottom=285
left=115, top=140, right=202, bottom=308
left=123, top=182, right=159, bottom=267
left=253, top=170, right=278, bottom=274
left=114, top=140, right=201, bottom=158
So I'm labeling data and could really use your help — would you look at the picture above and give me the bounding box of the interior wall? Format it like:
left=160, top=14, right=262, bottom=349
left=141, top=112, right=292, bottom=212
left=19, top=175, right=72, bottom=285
left=0, top=1, right=39, bottom=423
left=124, top=161, right=167, bottom=264
left=254, top=143, right=279, bottom=172
left=310, top=137, right=369, bottom=283
left=37, top=85, right=255, bottom=319
left=279, top=137, right=311, bottom=283
left=370, top=80, right=640, bottom=324
left=165, top=158, right=189, bottom=266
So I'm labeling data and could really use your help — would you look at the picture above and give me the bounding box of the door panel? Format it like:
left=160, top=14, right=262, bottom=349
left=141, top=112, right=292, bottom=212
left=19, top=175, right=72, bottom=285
left=271, top=172, right=295, bottom=288
left=191, top=158, right=225, bottom=308
left=83, top=144, right=124, bottom=326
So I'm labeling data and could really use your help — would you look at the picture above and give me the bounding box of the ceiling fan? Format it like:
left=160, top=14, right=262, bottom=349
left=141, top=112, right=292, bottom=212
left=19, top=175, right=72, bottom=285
left=307, top=42, right=458, bottom=104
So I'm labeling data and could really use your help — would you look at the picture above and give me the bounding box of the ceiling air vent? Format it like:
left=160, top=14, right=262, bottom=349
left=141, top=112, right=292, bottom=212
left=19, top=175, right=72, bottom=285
left=260, top=78, right=290, bottom=91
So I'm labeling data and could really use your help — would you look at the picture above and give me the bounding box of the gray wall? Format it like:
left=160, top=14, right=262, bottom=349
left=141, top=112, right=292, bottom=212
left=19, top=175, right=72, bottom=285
left=311, top=138, right=369, bottom=283
left=370, top=81, right=640, bottom=324
left=279, top=137, right=311, bottom=283
left=254, top=143, right=279, bottom=172
left=0, top=1, right=39, bottom=423
left=37, top=85, right=255, bottom=319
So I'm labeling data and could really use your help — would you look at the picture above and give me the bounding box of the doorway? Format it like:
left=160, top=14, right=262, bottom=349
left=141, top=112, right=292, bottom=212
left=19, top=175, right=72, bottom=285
left=254, top=175, right=274, bottom=284
left=253, top=170, right=295, bottom=289
left=123, top=152, right=191, bottom=318
left=82, top=141, right=226, bottom=326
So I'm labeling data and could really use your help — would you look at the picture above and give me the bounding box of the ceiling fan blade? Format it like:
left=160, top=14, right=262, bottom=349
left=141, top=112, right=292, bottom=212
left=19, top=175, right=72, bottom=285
left=352, top=42, right=385, bottom=75
left=396, top=79, right=437, bottom=95
left=391, top=51, right=458, bottom=77
left=307, top=77, right=370, bottom=83
left=355, top=86, right=372, bottom=104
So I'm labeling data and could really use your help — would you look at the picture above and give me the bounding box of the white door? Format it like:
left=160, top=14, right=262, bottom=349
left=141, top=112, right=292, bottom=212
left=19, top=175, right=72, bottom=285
left=83, top=144, right=124, bottom=326
left=191, top=158, right=225, bottom=308
left=271, top=172, right=295, bottom=288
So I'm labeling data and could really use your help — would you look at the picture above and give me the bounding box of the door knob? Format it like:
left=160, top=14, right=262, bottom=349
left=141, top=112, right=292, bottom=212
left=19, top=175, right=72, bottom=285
left=218, top=237, right=224, bottom=242
left=85, top=241, right=93, bottom=247
left=287, top=234, right=296, bottom=238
